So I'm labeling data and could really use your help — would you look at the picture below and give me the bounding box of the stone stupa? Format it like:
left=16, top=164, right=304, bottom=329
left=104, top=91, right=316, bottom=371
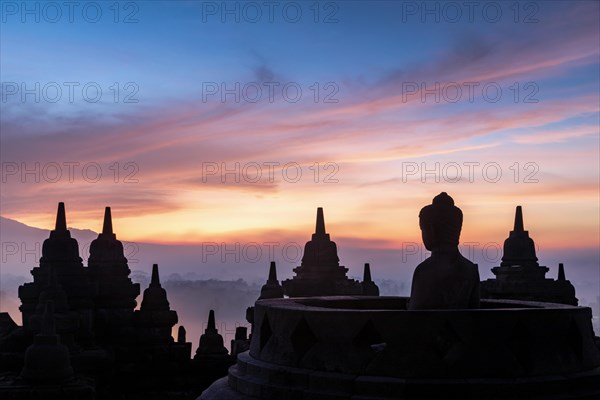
left=282, top=207, right=363, bottom=297
left=88, top=207, right=140, bottom=343
left=481, top=206, right=578, bottom=305
left=192, top=310, right=235, bottom=386
left=361, top=263, right=380, bottom=296
left=133, top=264, right=178, bottom=343
left=19, top=202, right=96, bottom=346
left=258, top=262, right=284, bottom=300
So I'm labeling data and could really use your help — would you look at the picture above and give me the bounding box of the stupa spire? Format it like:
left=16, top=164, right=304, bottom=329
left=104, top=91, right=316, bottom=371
left=102, top=207, right=113, bottom=235
left=55, top=202, right=67, bottom=231
left=207, top=310, right=216, bottom=332
left=258, top=262, right=284, bottom=300
left=361, top=263, right=380, bottom=296
left=363, top=263, right=373, bottom=282
left=150, top=264, right=161, bottom=288
left=315, top=207, right=326, bottom=235
left=514, top=206, right=524, bottom=232
left=268, top=261, right=277, bottom=281
left=558, top=263, right=566, bottom=281
left=178, top=326, right=187, bottom=343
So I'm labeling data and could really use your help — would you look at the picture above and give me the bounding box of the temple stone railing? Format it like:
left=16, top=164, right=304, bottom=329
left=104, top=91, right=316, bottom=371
left=200, top=296, right=600, bottom=400
left=251, top=296, right=599, bottom=379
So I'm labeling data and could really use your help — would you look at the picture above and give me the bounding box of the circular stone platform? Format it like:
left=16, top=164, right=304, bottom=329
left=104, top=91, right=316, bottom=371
left=200, top=296, right=600, bottom=400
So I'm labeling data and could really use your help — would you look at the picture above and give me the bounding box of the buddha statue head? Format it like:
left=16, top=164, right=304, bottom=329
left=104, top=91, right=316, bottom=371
left=419, top=192, right=463, bottom=252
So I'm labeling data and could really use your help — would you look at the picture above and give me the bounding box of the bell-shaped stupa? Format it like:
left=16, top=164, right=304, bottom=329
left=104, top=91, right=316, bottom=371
left=361, top=263, right=380, bottom=296
left=19, top=203, right=96, bottom=345
left=481, top=206, right=577, bottom=305
left=258, top=262, right=284, bottom=300
left=88, top=207, right=140, bottom=343
left=133, top=264, right=178, bottom=343
left=282, top=208, right=363, bottom=297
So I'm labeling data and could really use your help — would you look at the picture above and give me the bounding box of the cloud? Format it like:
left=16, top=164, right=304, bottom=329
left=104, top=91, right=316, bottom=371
left=511, top=125, right=599, bottom=144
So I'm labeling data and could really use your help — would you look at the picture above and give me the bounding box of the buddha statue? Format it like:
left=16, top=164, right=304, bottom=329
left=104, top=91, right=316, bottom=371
left=408, top=192, right=480, bottom=310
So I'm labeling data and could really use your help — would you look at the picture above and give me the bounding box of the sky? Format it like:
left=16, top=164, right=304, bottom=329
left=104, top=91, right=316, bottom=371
left=1, top=1, right=599, bottom=278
